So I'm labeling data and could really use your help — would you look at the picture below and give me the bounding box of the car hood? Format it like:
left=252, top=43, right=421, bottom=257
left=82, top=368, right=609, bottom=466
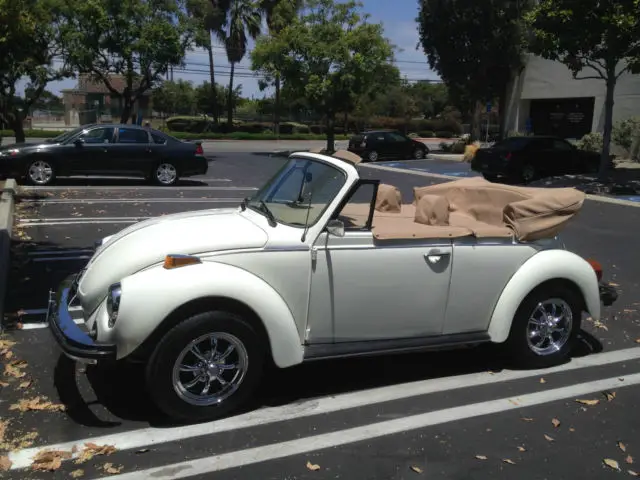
left=77, top=208, right=268, bottom=314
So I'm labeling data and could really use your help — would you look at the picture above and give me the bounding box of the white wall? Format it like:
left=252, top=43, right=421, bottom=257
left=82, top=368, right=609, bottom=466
left=506, top=54, right=640, bottom=134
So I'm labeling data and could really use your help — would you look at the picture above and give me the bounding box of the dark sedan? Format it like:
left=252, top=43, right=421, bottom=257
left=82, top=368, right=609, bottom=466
left=0, top=124, right=208, bottom=186
left=347, top=129, right=429, bottom=162
left=470, top=135, right=601, bottom=183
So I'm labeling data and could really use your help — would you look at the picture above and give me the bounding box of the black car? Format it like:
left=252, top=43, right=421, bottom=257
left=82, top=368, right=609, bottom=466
left=347, top=130, right=429, bottom=162
left=0, top=123, right=208, bottom=186
left=470, top=135, right=601, bottom=183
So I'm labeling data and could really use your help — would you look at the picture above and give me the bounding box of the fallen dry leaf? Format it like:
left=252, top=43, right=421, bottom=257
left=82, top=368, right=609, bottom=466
left=475, top=455, right=488, bottom=460
left=544, top=434, right=555, bottom=442
left=102, top=463, right=123, bottom=474
left=306, top=461, right=320, bottom=471
left=517, top=446, right=526, bottom=452
left=604, top=391, right=616, bottom=402
left=10, top=397, right=65, bottom=412
left=540, top=378, right=546, bottom=384
left=410, top=465, right=423, bottom=473
left=635, top=339, right=640, bottom=344
left=509, top=399, right=520, bottom=406
left=629, top=470, right=639, bottom=476
left=604, top=458, right=621, bottom=471
left=620, top=442, right=628, bottom=453
left=569, top=428, right=575, bottom=432
left=627, top=456, right=634, bottom=465
left=593, top=322, right=609, bottom=331
left=521, top=417, right=534, bottom=422
left=31, top=450, right=72, bottom=472
left=3, top=351, right=13, bottom=360
left=552, top=418, right=561, bottom=428
left=135, top=448, right=150, bottom=454
left=70, top=469, right=84, bottom=478
left=0, top=420, right=7, bottom=443
left=75, top=442, right=117, bottom=464
left=0, top=340, right=16, bottom=350
left=0, top=455, right=12, bottom=471
left=18, top=380, right=31, bottom=389
left=502, top=459, right=516, bottom=465
left=576, top=399, right=600, bottom=406
left=0, top=381, right=9, bottom=387
left=4, top=361, right=27, bottom=379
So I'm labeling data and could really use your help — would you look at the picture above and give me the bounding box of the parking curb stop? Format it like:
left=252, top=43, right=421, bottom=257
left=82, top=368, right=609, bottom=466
left=0, top=178, right=17, bottom=332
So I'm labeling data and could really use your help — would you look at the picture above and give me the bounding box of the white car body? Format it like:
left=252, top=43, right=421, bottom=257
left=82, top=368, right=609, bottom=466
left=47, top=150, right=616, bottom=422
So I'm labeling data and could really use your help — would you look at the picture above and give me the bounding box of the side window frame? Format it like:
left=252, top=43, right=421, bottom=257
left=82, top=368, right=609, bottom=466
left=330, top=179, right=380, bottom=232
left=115, top=127, right=151, bottom=144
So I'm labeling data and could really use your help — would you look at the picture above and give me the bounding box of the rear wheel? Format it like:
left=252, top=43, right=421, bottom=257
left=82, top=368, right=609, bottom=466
left=482, top=173, right=499, bottom=182
left=152, top=162, right=179, bottom=186
left=503, top=285, right=582, bottom=369
left=414, top=147, right=426, bottom=159
left=146, top=311, right=265, bottom=422
left=365, top=150, right=379, bottom=162
left=26, top=159, right=56, bottom=186
left=521, top=164, right=536, bottom=183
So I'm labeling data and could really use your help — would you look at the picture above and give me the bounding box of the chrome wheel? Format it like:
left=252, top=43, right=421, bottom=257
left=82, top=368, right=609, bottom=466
left=414, top=148, right=425, bottom=159
left=526, top=298, right=573, bottom=356
left=367, top=150, right=378, bottom=162
left=156, top=163, right=177, bottom=185
left=28, top=160, right=54, bottom=185
left=522, top=165, right=535, bottom=183
left=171, top=332, right=248, bottom=406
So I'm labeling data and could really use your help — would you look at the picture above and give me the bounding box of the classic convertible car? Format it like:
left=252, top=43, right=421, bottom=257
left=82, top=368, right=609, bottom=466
left=47, top=150, right=618, bottom=422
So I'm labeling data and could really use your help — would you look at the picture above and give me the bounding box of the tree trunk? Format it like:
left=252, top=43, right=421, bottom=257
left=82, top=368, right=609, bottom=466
left=599, top=71, right=617, bottom=181
left=12, top=114, right=26, bottom=143
left=227, top=62, right=235, bottom=129
left=274, top=74, right=281, bottom=138
left=206, top=38, right=218, bottom=124
left=325, top=112, right=336, bottom=152
left=120, top=98, right=134, bottom=124
left=470, top=101, right=482, bottom=142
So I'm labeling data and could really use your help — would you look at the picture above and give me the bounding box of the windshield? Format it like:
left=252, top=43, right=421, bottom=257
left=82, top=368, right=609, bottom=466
left=48, top=126, right=88, bottom=144
left=246, top=157, right=347, bottom=228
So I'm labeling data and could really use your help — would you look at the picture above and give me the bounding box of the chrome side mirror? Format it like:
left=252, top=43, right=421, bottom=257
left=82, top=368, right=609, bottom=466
left=326, top=219, right=345, bottom=237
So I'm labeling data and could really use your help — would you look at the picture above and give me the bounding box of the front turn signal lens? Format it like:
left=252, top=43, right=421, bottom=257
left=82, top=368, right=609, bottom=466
left=586, top=258, right=603, bottom=281
left=163, top=254, right=202, bottom=270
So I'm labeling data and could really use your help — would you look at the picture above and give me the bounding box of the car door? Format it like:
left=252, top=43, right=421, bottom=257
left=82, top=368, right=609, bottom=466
left=66, top=126, right=115, bottom=175
left=384, top=131, right=413, bottom=159
left=550, top=138, right=580, bottom=174
left=305, top=182, right=453, bottom=343
left=110, top=127, right=154, bottom=175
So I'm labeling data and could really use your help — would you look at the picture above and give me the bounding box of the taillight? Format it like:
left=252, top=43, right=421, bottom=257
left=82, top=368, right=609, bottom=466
left=195, top=144, right=204, bottom=156
left=587, top=258, right=603, bottom=281
left=505, top=152, right=512, bottom=161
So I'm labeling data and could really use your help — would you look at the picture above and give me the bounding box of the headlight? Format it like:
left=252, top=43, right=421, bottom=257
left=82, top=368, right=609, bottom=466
left=106, top=282, right=122, bottom=328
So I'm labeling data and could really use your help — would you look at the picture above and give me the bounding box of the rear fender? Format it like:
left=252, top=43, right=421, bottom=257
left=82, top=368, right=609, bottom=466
left=487, top=249, right=600, bottom=343
left=109, top=261, right=304, bottom=367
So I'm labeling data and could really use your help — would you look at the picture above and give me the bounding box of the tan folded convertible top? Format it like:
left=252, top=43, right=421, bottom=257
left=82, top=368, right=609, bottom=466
left=339, top=177, right=585, bottom=242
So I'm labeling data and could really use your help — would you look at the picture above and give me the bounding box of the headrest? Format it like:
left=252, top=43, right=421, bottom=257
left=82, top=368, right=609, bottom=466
left=414, top=194, right=450, bottom=226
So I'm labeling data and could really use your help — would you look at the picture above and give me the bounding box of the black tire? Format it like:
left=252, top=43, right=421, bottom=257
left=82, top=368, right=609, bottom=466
left=25, top=158, right=56, bottom=186
left=151, top=161, right=179, bottom=186
left=482, top=173, right=499, bottom=182
left=520, top=164, right=536, bottom=184
left=413, top=147, right=426, bottom=160
left=146, top=311, right=265, bottom=422
left=365, top=150, right=379, bottom=162
left=503, top=285, right=582, bottom=369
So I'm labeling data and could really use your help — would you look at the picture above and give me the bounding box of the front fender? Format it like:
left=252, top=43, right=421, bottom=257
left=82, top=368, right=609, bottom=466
left=105, top=261, right=304, bottom=367
left=487, top=249, right=600, bottom=343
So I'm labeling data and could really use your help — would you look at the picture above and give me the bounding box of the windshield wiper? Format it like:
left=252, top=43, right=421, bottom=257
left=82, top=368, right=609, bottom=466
left=240, top=196, right=249, bottom=211
left=258, top=200, right=277, bottom=227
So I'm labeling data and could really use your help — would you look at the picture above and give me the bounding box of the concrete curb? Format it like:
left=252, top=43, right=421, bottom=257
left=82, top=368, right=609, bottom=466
left=428, top=153, right=466, bottom=162
left=0, top=179, right=17, bottom=331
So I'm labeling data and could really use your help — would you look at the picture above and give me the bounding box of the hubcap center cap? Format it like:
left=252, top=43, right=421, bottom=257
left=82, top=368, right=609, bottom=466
left=206, top=363, right=220, bottom=377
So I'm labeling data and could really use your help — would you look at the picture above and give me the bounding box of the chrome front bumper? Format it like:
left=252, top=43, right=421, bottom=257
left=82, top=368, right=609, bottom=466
left=47, top=273, right=116, bottom=364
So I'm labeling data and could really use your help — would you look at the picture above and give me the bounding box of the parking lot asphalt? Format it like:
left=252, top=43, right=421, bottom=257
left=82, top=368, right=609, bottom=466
left=1, top=152, right=640, bottom=479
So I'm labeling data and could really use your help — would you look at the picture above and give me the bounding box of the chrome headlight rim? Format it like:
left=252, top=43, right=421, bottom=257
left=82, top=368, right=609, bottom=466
left=106, top=282, right=122, bottom=328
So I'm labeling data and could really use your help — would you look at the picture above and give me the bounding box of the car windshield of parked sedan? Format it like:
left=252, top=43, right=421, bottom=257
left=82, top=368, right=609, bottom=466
left=245, top=157, right=347, bottom=228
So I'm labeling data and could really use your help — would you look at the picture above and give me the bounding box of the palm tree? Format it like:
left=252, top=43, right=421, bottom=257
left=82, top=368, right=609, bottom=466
left=220, top=0, right=261, bottom=128
left=186, top=0, right=231, bottom=124
left=258, top=0, right=304, bottom=136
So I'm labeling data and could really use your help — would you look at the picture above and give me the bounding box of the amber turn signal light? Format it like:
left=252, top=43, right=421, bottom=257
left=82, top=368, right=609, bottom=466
left=586, top=258, right=603, bottom=281
left=163, top=254, right=202, bottom=270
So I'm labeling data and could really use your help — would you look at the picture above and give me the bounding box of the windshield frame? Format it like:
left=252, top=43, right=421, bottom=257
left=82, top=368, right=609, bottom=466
left=245, top=156, right=349, bottom=229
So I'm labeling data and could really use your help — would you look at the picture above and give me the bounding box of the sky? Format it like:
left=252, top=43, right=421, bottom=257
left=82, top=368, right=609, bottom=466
left=17, top=0, right=440, bottom=100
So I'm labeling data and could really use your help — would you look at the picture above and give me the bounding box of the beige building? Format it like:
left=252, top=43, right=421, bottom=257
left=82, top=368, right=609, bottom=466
left=503, top=55, right=640, bottom=139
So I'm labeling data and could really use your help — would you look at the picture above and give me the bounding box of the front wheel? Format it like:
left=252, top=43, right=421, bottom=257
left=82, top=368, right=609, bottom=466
left=414, top=147, right=427, bottom=160
left=503, top=285, right=582, bottom=369
left=26, top=159, right=56, bottom=186
left=146, top=311, right=265, bottom=422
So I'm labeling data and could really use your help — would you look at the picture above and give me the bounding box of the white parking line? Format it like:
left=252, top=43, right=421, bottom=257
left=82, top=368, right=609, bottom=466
left=9, top=346, right=640, bottom=470
left=19, top=319, right=84, bottom=330
left=20, top=197, right=247, bottom=205
left=101, top=373, right=640, bottom=480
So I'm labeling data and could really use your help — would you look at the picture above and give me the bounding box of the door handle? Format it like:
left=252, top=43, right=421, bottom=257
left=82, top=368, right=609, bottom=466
left=425, top=249, right=450, bottom=264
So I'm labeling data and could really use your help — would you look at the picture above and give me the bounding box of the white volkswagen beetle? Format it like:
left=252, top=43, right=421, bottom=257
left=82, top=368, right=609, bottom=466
left=47, top=150, right=618, bottom=422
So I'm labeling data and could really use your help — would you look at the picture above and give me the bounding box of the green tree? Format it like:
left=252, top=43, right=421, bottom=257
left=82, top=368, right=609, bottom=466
left=60, top=0, right=194, bottom=124
left=152, top=80, right=197, bottom=117
left=256, top=0, right=305, bottom=136
left=525, top=0, right=640, bottom=179
left=251, top=0, right=395, bottom=150
left=0, top=0, right=70, bottom=142
left=220, top=0, right=262, bottom=128
left=186, top=0, right=230, bottom=123
left=416, top=0, right=527, bottom=140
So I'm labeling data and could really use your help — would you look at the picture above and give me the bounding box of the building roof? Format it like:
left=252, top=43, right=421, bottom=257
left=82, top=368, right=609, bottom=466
left=61, top=74, right=151, bottom=95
